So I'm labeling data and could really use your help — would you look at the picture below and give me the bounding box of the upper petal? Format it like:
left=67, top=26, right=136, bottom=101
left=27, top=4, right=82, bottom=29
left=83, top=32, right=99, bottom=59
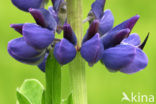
left=81, top=33, right=104, bottom=66
left=23, top=23, right=54, bottom=50
left=113, top=15, right=140, bottom=31
left=63, top=24, right=77, bottom=45
left=82, top=20, right=99, bottom=43
left=101, top=45, right=136, bottom=70
left=122, top=33, right=141, bottom=46
left=10, top=24, right=24, bottom=34
left=29, top=8, right=57, bottom=30
left=98, top=9, right=114, bottom=36
left=53, top=38, right=76, bottom=65
left=11, top=0, right=43, bottom=12
left=91, top=0, right=106, bottom=19
left=101, top=28, right=130, bottom=49
left=120, top=48, right=148, bottom=74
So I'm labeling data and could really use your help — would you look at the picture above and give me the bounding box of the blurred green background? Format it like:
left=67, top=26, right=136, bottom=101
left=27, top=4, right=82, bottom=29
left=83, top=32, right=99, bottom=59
left=0, top=0, right=156, bottom=104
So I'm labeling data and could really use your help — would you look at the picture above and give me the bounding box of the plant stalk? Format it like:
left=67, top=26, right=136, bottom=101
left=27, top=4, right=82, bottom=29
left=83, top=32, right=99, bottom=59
left=67, top=0, right=88, bottom=104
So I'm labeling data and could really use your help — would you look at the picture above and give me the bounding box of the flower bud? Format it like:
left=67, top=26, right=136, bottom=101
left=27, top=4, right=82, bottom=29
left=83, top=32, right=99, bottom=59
left=53, top=38, right=76, bottom=65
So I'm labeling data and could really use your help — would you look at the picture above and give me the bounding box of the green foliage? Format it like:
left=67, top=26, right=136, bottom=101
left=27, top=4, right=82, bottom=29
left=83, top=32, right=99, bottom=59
left=45, top=50, right=61, bottom=104
left=16, top=79, right=44, bottom=104
left=41, top=90, right=45, bottom=104
left=16, top=90, right=32, bottom=104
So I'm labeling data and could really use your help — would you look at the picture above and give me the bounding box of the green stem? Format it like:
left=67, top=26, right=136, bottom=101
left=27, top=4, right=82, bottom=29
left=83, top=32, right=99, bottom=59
left=66, top=0, right=83, bottom=47
left=67, top=0, right=87, bottom=104
left=45, top=50, right=61, bottom=104
left=69, top=53, right=87, bottom=104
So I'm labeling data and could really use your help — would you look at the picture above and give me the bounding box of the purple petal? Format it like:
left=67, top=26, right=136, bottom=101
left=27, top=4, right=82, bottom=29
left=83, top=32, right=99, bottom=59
left=113, top=15, right=140, bottom=31
left=29, top=8, right=57, bottom=30
left=122, top=33, right=141, bottom=46
left=54, top=38, right=76, bottom=65
left=11, top=0, right=43, bottom=12
left=81, top=33, right=104, bottom=66
left=101, top=28, right=130, bottom=49
left=10, top=24, right=24, bottom=34
left=23, top=23, right=54, bottom=50
left=63, top=23, right=77, bottom=45
left=120, top=48, right=148, bottom=74
left=38, top=53, right=49, bottom=72
left=8, top=49, right=45, bottom=65
left=101, top=45, right=136, bottom=70
left=91, top=0, right=106, bottom=19
left=8, top=37, right=45, bottom=64
left=83, top=19, right=99, bottom=43
left=99, top=9, right=114, bottom=35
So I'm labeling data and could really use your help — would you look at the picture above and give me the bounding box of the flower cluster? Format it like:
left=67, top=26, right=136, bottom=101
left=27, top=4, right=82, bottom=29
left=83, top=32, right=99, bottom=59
left=8, top=0, right=148, bottom=74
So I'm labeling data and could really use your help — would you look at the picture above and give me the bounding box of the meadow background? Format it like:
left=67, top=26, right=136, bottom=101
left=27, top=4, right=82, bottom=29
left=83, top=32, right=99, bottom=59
left=0, top=0, right=156, bottom=103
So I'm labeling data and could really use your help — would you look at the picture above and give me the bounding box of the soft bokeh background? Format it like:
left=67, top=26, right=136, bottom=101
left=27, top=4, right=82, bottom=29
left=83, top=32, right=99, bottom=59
left=0, top=0, right=156, bottom=103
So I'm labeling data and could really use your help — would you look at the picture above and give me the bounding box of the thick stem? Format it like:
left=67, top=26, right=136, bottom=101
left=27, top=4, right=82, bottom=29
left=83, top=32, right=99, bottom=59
left=67, top=0, right=87, bottom=104
left=66, top=0, right=83, bottom=47
left=69, top=53, right=87, bottom=104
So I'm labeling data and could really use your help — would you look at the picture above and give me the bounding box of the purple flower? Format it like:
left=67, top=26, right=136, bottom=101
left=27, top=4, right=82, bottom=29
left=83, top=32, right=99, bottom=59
left=8, top=8, right=56, bottom=67
left=101, top=33, right=149, bottom=74
left=81, top=20, right=104, bottom=66
left=8, top=0, right=149, bottom=74
left=54, top=24, right=77, bottom=65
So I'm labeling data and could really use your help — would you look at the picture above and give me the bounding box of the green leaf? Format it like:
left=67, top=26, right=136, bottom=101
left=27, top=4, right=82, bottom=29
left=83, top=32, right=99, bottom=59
left=19, top=79, right=44, bottom=104
left=62, top=93, right=73, bottom=104
left=16, top=89, right=32, bottom=104
left=41, top=90, right=45, bottom=104
left=45, top=50, right=61, bottom=104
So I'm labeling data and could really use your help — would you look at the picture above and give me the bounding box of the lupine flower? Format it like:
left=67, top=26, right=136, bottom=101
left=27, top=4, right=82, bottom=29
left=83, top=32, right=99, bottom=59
left=53, top=24, right=77, bottom=65
left=8, top=0, right=149, bottom=74
left=81, top=20, right=104, bottom=66
left=101, top=33, right=149, bottom=74
left=8, top=6, right=56, bottom=67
